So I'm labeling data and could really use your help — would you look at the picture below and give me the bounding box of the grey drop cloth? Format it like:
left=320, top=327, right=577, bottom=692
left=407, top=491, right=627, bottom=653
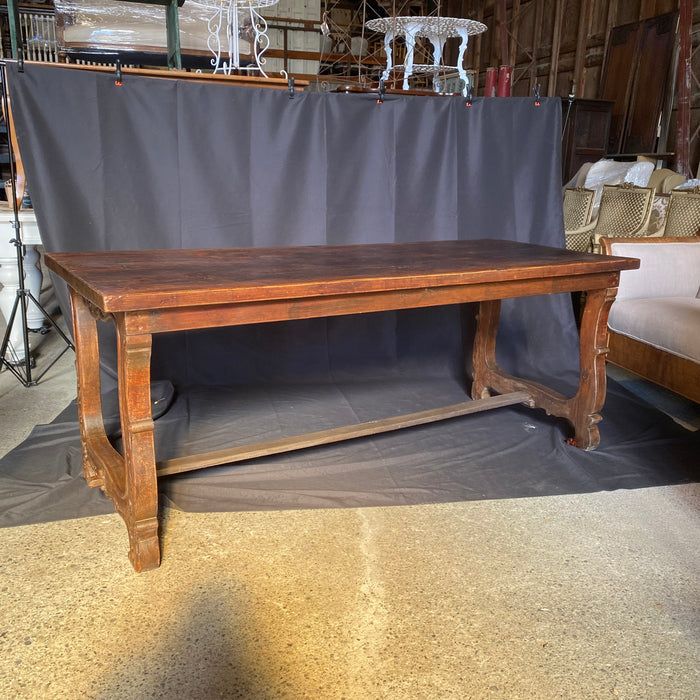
left=5, top=63, right=577, bottom=390
left=0, top=376, right=698, bottom=527
left=0, top=63, right=697, bottom=527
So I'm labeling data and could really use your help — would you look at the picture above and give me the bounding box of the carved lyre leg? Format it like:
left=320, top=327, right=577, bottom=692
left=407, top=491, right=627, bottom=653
left=115, top=315, right=160, bottom=572
left=566, top=286, right=618, bottom=450
left=471, top=299, right=501, bottom=400
left=69, top=288, right=107, bottom=487
left=469, top=288, right=617, bottom=450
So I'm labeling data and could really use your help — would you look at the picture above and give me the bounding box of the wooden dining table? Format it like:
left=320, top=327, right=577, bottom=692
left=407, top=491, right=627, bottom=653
left=46, top=239, right=639, bottom=572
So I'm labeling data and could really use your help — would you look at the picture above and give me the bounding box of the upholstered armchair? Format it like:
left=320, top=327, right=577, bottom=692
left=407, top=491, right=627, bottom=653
left=563, top=187, right=595, bottom=252
left=588, top=184, right=656, bottom=253
left=600, top=236, right=700, bottom=403
left=647, top=168, right=686, bottom=194
left=660, top=189, right=700, bottom=238
left=564, top=184, right=655, bottom=254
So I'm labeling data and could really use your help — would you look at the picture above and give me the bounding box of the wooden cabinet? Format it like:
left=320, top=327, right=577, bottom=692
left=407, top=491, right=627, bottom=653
left=561, top=98, right=613, bottom=183
left=600, top=11, right=678, bottom=156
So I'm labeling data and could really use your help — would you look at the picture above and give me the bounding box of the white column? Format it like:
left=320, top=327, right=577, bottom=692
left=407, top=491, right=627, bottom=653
left=381, top=31, right=394, bottom=82
left=455, top=28, right=470, bottom=96
left=402, top=22, right=421, bottom=91
left=0, top=211, right=44, bottom=363
left=23, top=244, right=45, bottom=330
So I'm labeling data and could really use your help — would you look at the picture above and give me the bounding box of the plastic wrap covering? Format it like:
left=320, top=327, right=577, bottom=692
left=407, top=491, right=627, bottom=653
left=674, top=178, right=700, bottom=191
left=54, top=0, right=253, bottom=58
left=565, top=159, right=655, bottom=217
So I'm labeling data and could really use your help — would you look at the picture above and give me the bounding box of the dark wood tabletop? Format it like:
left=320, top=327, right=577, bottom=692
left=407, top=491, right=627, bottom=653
left=45, top=239, right=639, bottom=313
left=56, top=238, right=641, bottom=570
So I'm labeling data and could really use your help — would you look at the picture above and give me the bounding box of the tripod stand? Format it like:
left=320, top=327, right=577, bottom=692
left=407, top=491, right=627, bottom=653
left=0, top=61, right=73, bottom=386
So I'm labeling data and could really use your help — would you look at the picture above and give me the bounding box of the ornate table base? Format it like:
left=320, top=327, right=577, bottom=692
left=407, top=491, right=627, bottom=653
left=46, top=239, right=638, bottom=571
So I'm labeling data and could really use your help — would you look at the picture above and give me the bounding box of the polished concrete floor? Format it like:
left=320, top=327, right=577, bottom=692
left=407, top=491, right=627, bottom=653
left=1, top=319, right=699, bottom=699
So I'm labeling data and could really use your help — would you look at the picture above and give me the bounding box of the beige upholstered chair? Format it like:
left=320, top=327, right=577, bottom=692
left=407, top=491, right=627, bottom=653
left=600, top=236, right=700, bottom=403
left=564, top=184, right=655, bottom=254
left=661, top=189, right=700, bottom=237
left=647, top=168, right=686, bottom=194
left=573, top=161, right=593, bottom=188
left=646, top=168, right=675, bottom=192
left=663, top=173, right=687, bottom=192
left=563, top=188, right=596, bottom=251
left=588, top=184, right=656, bottom=253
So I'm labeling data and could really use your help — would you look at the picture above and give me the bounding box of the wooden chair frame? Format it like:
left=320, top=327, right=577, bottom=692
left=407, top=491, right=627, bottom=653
left=600, top=236, right=700, bottom=403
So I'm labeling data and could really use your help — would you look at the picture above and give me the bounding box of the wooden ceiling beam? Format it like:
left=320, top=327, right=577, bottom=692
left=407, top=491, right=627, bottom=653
left=508, top=0, right=521, bottom=68
left=472, top=0, right=484, bottom=92
left=496, top=0, right=509, bottom=66
left=601, top=0, right=619, bottom=83
left=529, top=0, right=544, bottom=94
left=676, top=0, right=692, bottom=176
left=573, top=0, right=594, bottom=97
left=547, top=0, right=564, bottom=97
left=639, top=0, right=658, bottom=21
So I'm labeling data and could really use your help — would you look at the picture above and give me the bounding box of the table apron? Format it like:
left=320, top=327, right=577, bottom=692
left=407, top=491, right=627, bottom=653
left=121, top=271, right=621, bottom=335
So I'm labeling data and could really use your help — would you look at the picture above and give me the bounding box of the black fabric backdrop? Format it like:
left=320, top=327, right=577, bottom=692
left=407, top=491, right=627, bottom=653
left=0, top=62, right=697, bottom=526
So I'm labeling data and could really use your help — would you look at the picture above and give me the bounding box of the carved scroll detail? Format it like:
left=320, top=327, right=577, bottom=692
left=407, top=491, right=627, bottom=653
left=86, top=300, right=114, bottom=323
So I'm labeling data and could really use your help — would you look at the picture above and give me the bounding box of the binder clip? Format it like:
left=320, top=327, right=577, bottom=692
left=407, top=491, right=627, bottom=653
left=465, top=84, right=474, bottom=107
left=377, top=79, right=386, bottom=104
left=533, top=83, right=541, bottom=106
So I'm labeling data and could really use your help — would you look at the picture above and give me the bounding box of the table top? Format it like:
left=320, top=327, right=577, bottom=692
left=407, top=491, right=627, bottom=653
left=189, top=0, right=279, bottom=8
left=45, top=239, right=639, bottom=313
left=366, top=16, right=487, bottom=38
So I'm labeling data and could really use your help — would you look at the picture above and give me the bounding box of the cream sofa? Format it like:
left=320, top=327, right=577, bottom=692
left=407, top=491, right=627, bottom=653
left=601, top=236, right=700, bottom=403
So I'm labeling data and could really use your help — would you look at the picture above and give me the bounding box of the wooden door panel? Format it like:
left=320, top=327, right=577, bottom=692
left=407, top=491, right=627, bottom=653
left=600, top=22, right=640, bottom=154
left=599, top=11, right=678, bottom=156
left=623, top=12, right=678, bottom=154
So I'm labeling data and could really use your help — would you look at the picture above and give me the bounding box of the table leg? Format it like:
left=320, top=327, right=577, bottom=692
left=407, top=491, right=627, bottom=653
left=471, top=299, right=501, bottom=402
left=455, top=28, right=470, bottom=96
left=381, top=32, right=394, bottom=82
left=115, top=315, right=160, bottom=572
left=71, top=290, right=160, bottom=571
left=70, top=289, right=108, bottom=487
left=402, top=26, right=418, bottom=91
left=471, top=288, right=617, bottom=450
left=568, top=286, right=618, bottom=450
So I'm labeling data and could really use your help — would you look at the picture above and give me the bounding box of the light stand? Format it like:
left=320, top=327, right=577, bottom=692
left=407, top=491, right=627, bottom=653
left=0, top=60, right=74, bottom=385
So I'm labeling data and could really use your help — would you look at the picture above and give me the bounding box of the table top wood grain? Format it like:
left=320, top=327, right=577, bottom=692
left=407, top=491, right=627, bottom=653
left=45, top=239, right=639, bottom=313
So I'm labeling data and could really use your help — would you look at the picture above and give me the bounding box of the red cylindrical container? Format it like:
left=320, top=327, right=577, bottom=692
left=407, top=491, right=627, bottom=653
left=496, top=65, right=512, bottom=97
left=484, top=67, right=498, bottom=97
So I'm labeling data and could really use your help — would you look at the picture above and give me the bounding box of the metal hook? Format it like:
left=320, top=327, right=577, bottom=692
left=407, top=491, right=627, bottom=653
left=562, top=90, right=575, bottom=136
left=377, top=79, right=386, bottom=104
left=533, top=83, right=541, bottom=106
